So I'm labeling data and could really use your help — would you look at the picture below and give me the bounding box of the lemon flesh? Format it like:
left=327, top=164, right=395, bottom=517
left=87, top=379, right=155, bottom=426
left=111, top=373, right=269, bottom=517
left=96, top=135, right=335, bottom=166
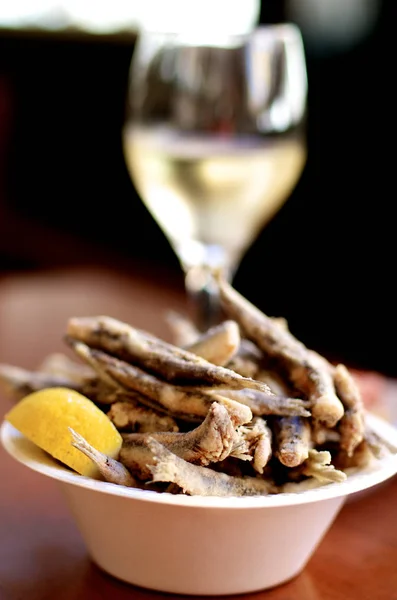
left=5, top=387, right=122, bottom=477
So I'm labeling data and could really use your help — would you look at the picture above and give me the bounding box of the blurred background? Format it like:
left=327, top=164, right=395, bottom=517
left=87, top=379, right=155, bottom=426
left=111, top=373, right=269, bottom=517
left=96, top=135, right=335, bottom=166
left=0, top=0, right=395, bottom=375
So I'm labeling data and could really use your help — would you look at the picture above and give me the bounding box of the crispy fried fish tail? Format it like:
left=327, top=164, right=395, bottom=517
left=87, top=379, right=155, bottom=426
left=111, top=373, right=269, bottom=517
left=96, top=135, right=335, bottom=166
left=333, top=364, right=365, bottom=455
left=69, top=428, right=135, bottom=487
left=302, top=449, right=347, bottom=483
left=147, top=438, right=275, bottom=497
left=338, top=409, right=366, bottom=457
left=333, top=364, right=364, bottom=410
left=215, top=275, right=344, bottom=427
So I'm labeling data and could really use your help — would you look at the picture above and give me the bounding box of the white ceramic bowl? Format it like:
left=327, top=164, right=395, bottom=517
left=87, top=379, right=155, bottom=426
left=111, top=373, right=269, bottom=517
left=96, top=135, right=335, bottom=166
left=2, top=413, right=397, bottom=596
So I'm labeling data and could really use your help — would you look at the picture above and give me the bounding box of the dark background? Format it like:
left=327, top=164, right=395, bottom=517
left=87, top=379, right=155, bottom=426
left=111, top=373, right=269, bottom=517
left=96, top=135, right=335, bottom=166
left=0, top=1, right=395, bottom=374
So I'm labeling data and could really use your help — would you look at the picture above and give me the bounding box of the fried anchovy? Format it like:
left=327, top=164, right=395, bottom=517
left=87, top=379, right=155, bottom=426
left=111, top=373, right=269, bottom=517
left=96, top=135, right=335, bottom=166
left=217, top=388, right=311, bottom=417
left=311, top=423, right=341, bottom=446
left=0, top=363, right=84, bottom=401
left=81, top=379, right=162, bottom=413
left=0, top=359, right=167, bottom=431
left=364, top=427, right=397, bottom=458
left=38, top=352, right=95, bottom=382
left=333, top=364, right=365, bottom=455
left=216, top=275, right=344, bottom=426
left=226, top=339, right=263, bottom=378
left=185, top=320, right=240, bottom=366
left=238, top=339, right=264, bottom=361
left=256, top=368, right=296, bottom=396
left=338, top=409, right=366, bottom=458
left=69, top=341, right=252, bottom=425
left=226, top=355, right=259, bottom=379
left=79, top=380, right=125, bottom=405
left=274, top=416, right=311, bottom=467
left=0, top=360, right=130, bottom=409
left=333, top=439, right=375, bottom=471
left=237, top=417, right=273, bottom=474
left=300, top=449, right=346, bottom=483
left=107, top=400, right=179, bottom=433
left=66, top=316, right=269, bottom=392
left=119, top=402, right=238, bottom=480
left=69, top=428, right=136, bottom=487
left=147, top=438, right=276, bottom=497
left=164, top=310, right=200, bottom=346
left=281, top=478, right=329, bottom=493
left=334, top=425, right=397, bottom=471
left=333, top=364, right=364, bottom=411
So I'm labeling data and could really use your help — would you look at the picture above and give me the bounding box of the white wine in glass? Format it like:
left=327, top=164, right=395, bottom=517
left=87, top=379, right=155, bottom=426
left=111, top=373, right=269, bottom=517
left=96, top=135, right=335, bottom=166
left=123, top=24, right=308, bottom=328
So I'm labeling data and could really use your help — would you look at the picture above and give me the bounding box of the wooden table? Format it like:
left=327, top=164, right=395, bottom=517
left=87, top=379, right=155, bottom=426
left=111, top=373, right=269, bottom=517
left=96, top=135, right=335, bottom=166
left=1, top=266, right=397, bottom=600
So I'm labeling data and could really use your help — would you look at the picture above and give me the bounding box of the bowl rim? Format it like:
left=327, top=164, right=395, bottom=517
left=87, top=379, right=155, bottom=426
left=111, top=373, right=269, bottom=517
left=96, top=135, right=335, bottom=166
left=2, top=412, right=397, bottom=509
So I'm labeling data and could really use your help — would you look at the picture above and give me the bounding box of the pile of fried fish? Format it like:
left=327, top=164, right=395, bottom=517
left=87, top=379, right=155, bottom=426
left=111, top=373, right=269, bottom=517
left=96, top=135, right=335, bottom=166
left=0, top=275, right=394, bottom=497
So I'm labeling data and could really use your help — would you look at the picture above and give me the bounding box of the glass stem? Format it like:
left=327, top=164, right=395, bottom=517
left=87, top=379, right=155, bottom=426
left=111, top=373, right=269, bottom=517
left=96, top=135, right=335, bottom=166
left=184, top=265, right=223, bottom=332
left=180, top=243, right=236, bottom=332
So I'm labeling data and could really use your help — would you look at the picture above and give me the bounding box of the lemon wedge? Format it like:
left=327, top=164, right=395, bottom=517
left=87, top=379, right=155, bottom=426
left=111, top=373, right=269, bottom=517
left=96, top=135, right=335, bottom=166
left=5, top=387, right=122, bottom=477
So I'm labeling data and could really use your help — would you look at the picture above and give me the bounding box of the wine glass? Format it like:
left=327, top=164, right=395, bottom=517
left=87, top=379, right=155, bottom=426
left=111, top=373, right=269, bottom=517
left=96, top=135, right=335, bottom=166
left=122, top=24, right=308, bottom=330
